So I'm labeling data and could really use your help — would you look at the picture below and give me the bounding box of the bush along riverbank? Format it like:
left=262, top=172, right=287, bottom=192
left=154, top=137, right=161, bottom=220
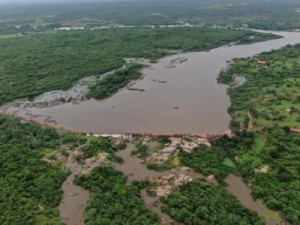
left=87, top=63, right=144, bottom=99
left=0, top=27, right=278, bottom=105
left=217, top=44, right=300, bottom=224
left=0, top=115, right=75, bottom=225
left=0, top=112, right=286, bottom=225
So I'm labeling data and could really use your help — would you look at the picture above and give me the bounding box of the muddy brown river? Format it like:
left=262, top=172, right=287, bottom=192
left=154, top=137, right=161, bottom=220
left=2, top=29, right=298, bottom=225
left=225, top=175, right=282, bottom=225
left=3, top=30, right=300, bottom=135
left=114, top=144, right=281, bottom=225
left=225, top=175, right=260, bottom=212
left=59, top=155, right=89, bottom=225
left=113, top=143, right=165, bottom=182
left=114, top=143, right=208, bottom=225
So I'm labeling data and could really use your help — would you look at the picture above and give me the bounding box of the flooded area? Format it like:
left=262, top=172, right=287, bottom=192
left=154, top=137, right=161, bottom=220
left=225, top=175, right=261, bottom=212
left=114, top=143, right=174, bottom=224
left=225, top=174, right=282, bottom=225
left=113, top=140, right=282, bottom=225
left=1, top=31, right=300, bottom=135
left=56, top=139, right=283, bottom=225
left=3, top=29, right=299, bottom=224
left=113, top=142, right=211, bottom=183
left=140, top=189, right=181, bottom=225
left=114, top=143, right=165, bottom=182
left=113, top=142, right=216, bottom=224
left=59, top=154, right=89, bottom=225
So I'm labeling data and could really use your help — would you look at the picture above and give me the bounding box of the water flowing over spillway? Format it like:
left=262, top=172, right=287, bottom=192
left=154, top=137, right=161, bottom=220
left=3, top=30, right=298, bottom=224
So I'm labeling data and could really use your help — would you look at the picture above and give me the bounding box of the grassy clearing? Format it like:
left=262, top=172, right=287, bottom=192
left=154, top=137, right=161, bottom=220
left=219, top=44, right=300, bottom=224
left=239, top=138, right=265, bottom=169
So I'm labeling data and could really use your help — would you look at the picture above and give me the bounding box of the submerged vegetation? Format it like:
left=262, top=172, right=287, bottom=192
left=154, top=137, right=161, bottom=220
left=1, top=44, right=299, bottom=224
left=88, top=64, right=143, bottom=99
left=0, top=27, right=276, bottom=104
left=0, top=115, right=126, bottom=225
left=75, top=166, right=162, bottom=225
left=162, top=179, right=264, bottom=225
left=0, top=1, right=300, bottom=225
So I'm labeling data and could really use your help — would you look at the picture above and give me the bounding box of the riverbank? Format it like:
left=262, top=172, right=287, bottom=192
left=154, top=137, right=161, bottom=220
left=1, top=30, right=298, bottom=135
left=218, top=43, right=300, bottom=225
left=111, top=139, right=282, bottom=225
left=0, top=108, right=286, bottom=225
left=1, top=29, right=299, bottom=225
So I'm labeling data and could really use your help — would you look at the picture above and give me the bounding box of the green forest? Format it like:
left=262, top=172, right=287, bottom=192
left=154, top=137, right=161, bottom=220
left=0, top=115, right=134, bottom=225
left=1, top=42, right=300, bottom=225
left=0, top=27, right=276, bottom=104
left=88, top=64, right=144, bottom=99
left=1, top=0, right=300, bottom=33
left=0, top=115, right=70, bottom=225
left=75, top=166, right=162, bottom=225
left=0, top=1, right=300, bottom=225
left=179, top=132, right=255, bottom=181
left=162, top=179, right=264, bottom=225
left=217, top=44, right=300, bottom=224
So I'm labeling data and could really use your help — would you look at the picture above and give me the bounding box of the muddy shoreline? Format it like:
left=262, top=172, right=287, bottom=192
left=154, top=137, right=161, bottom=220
left=113, top=143, right=216, bottom=225
left=225, top=175, right=286, bottom=225
left=112, top=140, right=282, bottom=225
left=2, top=29, right=299, bottom=225
left=2, top=31, right=300, bottom=135
left=3, top=109, right=285, bottom=225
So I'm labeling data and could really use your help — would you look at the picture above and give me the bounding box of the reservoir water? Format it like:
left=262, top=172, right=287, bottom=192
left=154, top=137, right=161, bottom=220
left=2, top=30, right=300, bottom=135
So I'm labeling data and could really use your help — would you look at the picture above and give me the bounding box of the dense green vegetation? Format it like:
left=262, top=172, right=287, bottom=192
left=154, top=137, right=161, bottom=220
left=88, top=64, right=143, bottom=99
left=162, top=179, right=264, bottom=225
left=0, top=115, right=73, bottom=225
left=80, top=137, right=124, bottom=163
left=81, top=138, right=115, bottom=159
left=75, top=166, right=162, bottom=225
left=179, top=132, right=254, bottom=181
left=217, top=45, right=300, bottom=224
left=1, top=2, right=300, bottom=224
left=191, top=1, right=300, bottom=30
left=132, top=142, right=149, bottom=158
left=0, top=27, right=276, bottom=104
left=0, top=114, right=133, bottom=224
left=219, top=44, right=300, bottom=130
left=166, top=44, right=300, bottom=225
left=1, top=0, right=300, bottom=32
left=133, top=137, right=171, bottom=159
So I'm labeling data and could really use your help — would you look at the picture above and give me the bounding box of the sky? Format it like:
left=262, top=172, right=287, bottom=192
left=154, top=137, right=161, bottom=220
left=0, top=0, right=124, bottom=3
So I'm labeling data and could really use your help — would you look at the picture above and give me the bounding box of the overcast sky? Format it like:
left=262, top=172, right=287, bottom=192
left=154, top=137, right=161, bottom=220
left=0, top=0, right=124, bottom=3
